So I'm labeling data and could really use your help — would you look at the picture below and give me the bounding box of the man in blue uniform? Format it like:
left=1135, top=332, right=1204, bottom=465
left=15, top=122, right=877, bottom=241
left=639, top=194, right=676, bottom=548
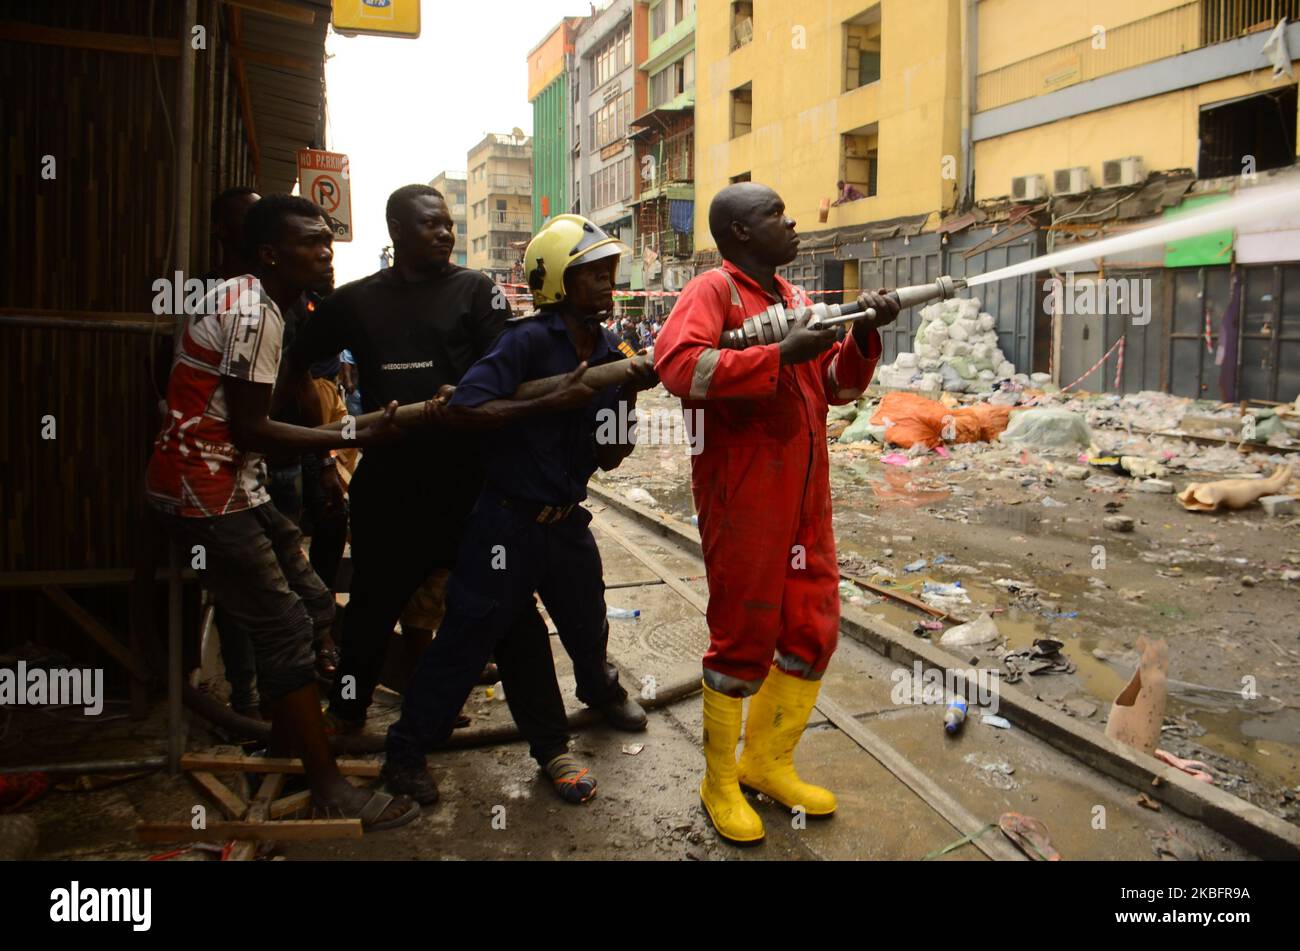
left=382, top=215, right=656, bottom=805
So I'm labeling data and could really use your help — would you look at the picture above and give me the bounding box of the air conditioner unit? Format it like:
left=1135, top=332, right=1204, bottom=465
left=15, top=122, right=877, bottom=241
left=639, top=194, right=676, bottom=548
left=1052, top=166, right=1092, bottom=195
left=1102, top=156, right=1145, bottom=187
left=1011, top=174, right=1046, bottom=201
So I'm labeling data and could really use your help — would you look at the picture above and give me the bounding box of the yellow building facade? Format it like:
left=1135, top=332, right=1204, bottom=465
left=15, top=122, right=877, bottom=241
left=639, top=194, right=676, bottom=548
left=693, top=0, right=965, bottom=250
left=973, top=0, right=1300, bottom=202
left=694, top=0, right=1300, bottom=241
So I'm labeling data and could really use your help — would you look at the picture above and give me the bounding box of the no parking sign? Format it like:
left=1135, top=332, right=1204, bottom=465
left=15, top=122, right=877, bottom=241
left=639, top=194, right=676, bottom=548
left=297, top=149, right=352, bottom=242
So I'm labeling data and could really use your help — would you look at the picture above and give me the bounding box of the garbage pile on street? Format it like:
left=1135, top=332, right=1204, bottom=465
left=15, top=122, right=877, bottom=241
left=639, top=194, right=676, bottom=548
left=872, top=295, right=1046, bottom=395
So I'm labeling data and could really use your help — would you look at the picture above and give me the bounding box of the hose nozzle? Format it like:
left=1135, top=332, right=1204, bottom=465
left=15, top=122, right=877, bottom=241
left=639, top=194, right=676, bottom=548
left=719, top=276, right=966, bottom=349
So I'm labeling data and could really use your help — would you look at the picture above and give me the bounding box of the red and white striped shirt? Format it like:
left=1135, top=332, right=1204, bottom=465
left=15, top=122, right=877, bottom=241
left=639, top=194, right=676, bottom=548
left=146, top=276, right=285, bottom=518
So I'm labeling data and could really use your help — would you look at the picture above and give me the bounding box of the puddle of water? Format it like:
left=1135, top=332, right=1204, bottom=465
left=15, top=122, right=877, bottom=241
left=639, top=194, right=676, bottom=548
left=845, top=570, right=1300, bottom=789
left=868, top=467, right=951, bottom=508
left=1172, top=705, right=1300, bottom=789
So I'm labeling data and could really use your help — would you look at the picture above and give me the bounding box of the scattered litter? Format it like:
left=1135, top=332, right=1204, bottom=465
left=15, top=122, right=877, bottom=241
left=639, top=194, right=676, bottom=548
left=871, top=295, right=1018, bottom=395
left=1103, top=515, right=1135, bottom=532
left=1105, top=636, right=1168, bottom=756
left=921, top=581, right=971, bottom=610
left=903, top=558, right=928, bottom=573
left=625, top=487, right=658, bottom=507
left=1137, top=478, right=1175, bottom=494
left=1063, top=698, right=1098, bottom=719
left=998, top=812, right=1061, bottom=861
left=998, top=407, right=1092, bottom=451
left=1136, top=793, right=1162, bottom=812
left=1178, top=464, right=1295, bottom=512
left=621, top=744, right=644, bottom=756
left=1260, top=494, right=1296, bottom=517
left=917, top=619, right=944, bottom=632
left=981, top=714, right=1012, bottom=730
left=1040, top=496, right=1066, bottom=508
left=964, top=753, right=1016, bottom=788
left=607, top=607, right=641, bottom=619
left=1003, top=639, right=1075, bottom=682
left=838, top=410, right=887, bottom=444
left=870, top=392, right=1013, bottom=449
left=1154, top=749, right=1214, bottom=784
left=939, top=612, right=999, bottom=648
left=943, top=697, right=968, bottom=734
left=1121, top=456, right=1168, bottom=479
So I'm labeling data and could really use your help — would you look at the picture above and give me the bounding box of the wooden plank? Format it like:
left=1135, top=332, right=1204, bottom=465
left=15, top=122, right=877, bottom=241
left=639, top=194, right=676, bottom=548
left=814, top=693, right=1026, bottom=862
left=187, top=771, right=248, bottom=820
left=839, top=567, right=963, bottom=622
left=180, top=752, right=381, bottom=778
left=228, top=772, right=285, bottom=861
left=0, top=21, right=181, bottom=57
left=40, top=585, right=149, bottom=680
left=136, top=818, right=361, bottom=844
left=269, top=789, right=312, bottom=819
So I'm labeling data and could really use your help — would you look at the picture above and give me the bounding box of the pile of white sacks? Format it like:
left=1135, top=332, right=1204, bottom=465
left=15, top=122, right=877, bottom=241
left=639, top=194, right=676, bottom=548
left=873, top=296, right=1032, bottom=394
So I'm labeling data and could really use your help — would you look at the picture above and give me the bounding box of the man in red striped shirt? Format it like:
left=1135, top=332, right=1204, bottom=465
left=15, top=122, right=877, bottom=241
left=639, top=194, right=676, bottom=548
left=147, top=195, right=417, bottom=830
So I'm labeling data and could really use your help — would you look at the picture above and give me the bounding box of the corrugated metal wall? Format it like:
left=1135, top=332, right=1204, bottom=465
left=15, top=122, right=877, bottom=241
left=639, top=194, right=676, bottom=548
left=846, top=227, right=1043, bottom=374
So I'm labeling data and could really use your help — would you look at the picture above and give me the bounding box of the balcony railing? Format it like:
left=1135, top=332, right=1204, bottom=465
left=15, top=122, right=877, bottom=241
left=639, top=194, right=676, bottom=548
left=487, top=213, right=531, bottom=230
left=977, top=2, right=1202, bottom=111
left=487, top=174, right=532, bottom=194
left=1203, top=0, right=1300, bottom=44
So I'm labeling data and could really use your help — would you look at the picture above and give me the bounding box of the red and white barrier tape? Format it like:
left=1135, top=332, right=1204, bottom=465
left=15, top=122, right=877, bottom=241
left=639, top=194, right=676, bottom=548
left=1059, top=335, right=1127, bottom=393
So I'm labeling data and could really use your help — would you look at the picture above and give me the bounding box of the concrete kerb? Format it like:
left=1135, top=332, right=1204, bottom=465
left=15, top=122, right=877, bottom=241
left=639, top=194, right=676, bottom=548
left=585, top=482, right=1300, bottom=860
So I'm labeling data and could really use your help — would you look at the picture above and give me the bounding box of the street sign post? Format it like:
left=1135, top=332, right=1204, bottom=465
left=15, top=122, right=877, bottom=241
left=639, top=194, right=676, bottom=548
left=297, top=149, right=352, bottom=242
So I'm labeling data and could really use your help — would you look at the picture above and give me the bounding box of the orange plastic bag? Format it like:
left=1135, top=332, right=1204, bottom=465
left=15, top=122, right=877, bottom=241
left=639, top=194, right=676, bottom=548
left=868, top=392, right=1012, bottom=449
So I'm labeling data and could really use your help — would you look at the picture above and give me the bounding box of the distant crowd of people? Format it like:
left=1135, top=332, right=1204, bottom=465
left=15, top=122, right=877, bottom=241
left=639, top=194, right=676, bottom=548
left=604, top=314, right=664, bottom=352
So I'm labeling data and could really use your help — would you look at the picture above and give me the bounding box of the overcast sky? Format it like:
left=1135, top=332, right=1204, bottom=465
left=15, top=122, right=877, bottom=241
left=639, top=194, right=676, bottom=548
left=323, top=1, right=588, bottom=284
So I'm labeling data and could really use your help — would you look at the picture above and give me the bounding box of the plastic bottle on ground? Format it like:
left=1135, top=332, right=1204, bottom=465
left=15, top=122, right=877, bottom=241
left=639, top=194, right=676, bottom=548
left=944, top=697, right=968, bottom=734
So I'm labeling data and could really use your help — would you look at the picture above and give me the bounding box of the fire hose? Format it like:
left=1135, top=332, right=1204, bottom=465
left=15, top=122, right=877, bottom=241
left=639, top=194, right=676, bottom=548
left=201, top=277, right=971, bottom=750
left=322, top=276, right=966, bottom=433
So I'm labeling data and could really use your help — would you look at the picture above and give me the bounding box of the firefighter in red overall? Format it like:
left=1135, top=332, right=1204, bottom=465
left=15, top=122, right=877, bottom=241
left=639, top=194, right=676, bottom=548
left=654, top=183, right=900, bottom=844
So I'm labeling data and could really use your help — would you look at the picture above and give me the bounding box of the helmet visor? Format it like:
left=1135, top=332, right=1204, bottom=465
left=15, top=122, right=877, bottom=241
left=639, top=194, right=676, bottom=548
left=571, top=238, right=631, bottom=269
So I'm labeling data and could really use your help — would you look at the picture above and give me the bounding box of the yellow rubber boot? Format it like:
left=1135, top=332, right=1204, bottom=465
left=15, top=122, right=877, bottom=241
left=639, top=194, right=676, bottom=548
left=700, top=684, right=765, bottom=845
left=737, top=667, right=837, bottom=817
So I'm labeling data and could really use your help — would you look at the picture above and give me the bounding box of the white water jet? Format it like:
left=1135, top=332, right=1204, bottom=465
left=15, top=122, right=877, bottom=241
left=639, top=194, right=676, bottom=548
left=964, top=180, right=1300, bottom=288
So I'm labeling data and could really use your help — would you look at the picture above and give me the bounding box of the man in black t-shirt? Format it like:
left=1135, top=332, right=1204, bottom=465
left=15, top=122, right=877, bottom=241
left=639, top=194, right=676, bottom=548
left=286, top=184, right=507, bottom=730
